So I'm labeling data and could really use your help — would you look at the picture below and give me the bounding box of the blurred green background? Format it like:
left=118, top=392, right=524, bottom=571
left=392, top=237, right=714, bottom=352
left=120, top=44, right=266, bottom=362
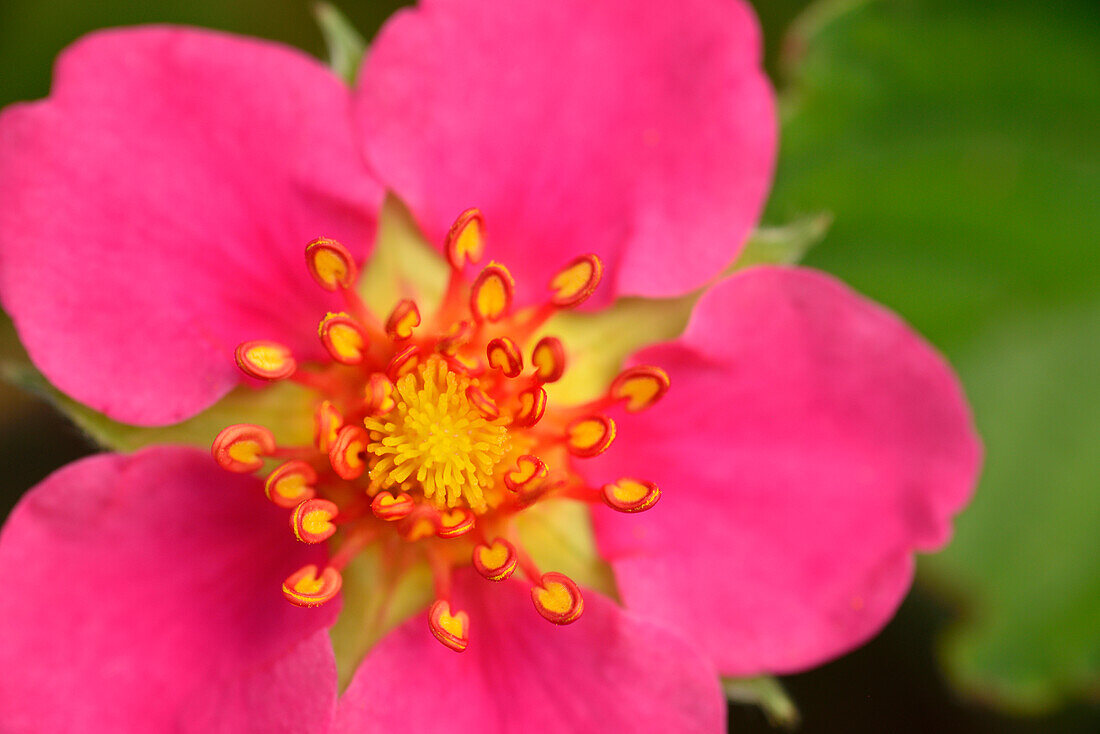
left=1, top=0, right=1097, bottom=731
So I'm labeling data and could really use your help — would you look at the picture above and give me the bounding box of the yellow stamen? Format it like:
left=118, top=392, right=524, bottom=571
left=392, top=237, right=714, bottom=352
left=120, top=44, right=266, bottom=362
left=365, top=357, right=509, bottom=512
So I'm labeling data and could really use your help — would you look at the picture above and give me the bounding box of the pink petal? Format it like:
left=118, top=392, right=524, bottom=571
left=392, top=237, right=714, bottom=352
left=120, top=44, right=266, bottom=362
left=0, top=27, right=382, bottom=425
left=587, top=267, right=981, bottom=674
left=357, top=0, right=774, bottom=305
left=179, top=630, right=338, bottom=734
left=332, top=572, right=725, bottom=734
left=0, top=446, right=339, bottom=733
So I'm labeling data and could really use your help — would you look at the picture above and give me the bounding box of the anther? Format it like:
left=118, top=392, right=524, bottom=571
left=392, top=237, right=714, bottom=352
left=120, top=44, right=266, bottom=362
left=235, top=340, right=296, bottom=381
left=486, top=337, right=523, bottom=378
left=513, top=477, right=556, bottom=507
left=370, top=491, right=414, bottom=521
left=511, top=385, right=547, bottom=428
left=318, top=312, right=368, bottom=365
left=283, top=564, right=342, bottom=607
left=291, top=498, right=339, bottom=544
left=446, top=351, right=484, bottom=377
left=444, top=208, right=485, bottom=270
left=472, top=539, right=518, bottom=581
left=363, top=373, right=396, bottom=416
left=470, top=262, right=514, bottom=323
left=305, top=237, right=357, bottom=291
left=437, top=320, right=474, bottom=355
left=264, top=460, right=318, bottom=508
left=531, top=336, right=565, bottom=383
left=314, top=401, right=344, bottom=453
left=531, top=572, right=584, bottom=625
left=465, top=385, right=500, bottom=419
left=399, top=506, right=441, bottom=542
left=429, top=600, right=470, bottom=652
left=565, top=415, right=616, bottom=457
left=329, top=425, right=368, bottom=480
left=385, top=299, right=421, bottom=341
left=548, top=254, right=603, bottom=308
left=601, top=478, right=661, bottom=513
left=386, top=344, right=420, bottom=380
left=212, top=424, right=275, bottom=473
left=504, top=455, right=547, bottom=493
left=436, top=509, right=475, bottom=539
left=610, top=365, right=670, bottom=412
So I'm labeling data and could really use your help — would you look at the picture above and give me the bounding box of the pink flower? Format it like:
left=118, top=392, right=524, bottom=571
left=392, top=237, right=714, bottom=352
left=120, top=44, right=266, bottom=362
left=0, top=1, right=980, bottom=732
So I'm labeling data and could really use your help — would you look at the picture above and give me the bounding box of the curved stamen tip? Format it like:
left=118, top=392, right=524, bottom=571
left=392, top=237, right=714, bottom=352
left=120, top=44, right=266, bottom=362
left=385, top=299, right=421, bottom=341
left=319, top=312, right=369, bottom=365
left=305, top=237, right=357, bottom=291
left=549, top=254, right=603, bottom=308
left=602, top=478, right=661, bottom=513
left=470, top=262, right=515, bottom=323
left=472, top=539, right=518, bottom=581
left=265, top=460, right=318, bottom=508
left=565, top=415, right=616, bottom=457
left=283, top=564, right=342, bottom=607
left=329, top=425, right=368, bottom=480
left=291, top=498, right=339, bottom=544
left=445, top=208, right=485, bottom=270
left=510, top=385, right=547, bottom=428
left=531, top=572, right=584, bottom=625
left=314, top=401, right=344, bottom=453
left=504, top=455, right=547, bottom=493
left=364, top=373, right=397, bottom=416
left=370, top=490, right=414, bottom=521
left=486, top=337, right=523, bottom=378
left=212, top=424, right=276, bottom=473
left=531, top=336, right=566, bottom=384
left=429, top=600, right=470, bottom=652
left=235, top=340, right=296, bottom=381
left=437, top=319, right=474, bottom=355
left=436, top=508, right=475, bottom=539
left=465, top=384, right=500, bottom=420
left=399, top=507, right=441, bottom=542
left=387, top=344, right=420, bottom=380
left=610, top=365, right=670, bottom=412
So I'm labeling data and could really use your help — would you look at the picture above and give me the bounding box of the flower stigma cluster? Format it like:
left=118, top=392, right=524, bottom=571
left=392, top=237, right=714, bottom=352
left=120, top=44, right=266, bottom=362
left=211, top=209, right=669, bottom=652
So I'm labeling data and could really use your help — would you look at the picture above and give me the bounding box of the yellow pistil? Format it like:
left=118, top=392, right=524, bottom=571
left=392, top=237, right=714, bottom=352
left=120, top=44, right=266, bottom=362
left=365, top=357, right=509, bottom=512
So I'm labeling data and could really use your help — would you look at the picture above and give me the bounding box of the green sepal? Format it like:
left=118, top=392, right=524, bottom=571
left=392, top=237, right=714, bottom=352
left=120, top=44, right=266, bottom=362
left=1, top=360, right=315, bottom=453
left=540, top=294, right=696, bottom=406
left=313, top=2, right=367, bottom=86
left=330, top=545, right=434, bottom=691
left=357, top=193, right=451, bottom=320
left=729, top=213, right=831, bottom=273
left=514, top=499, right=618, bottom=600
left=722, top=675, right=800, bottom=730
left=540, top=214, right=824, bottom=407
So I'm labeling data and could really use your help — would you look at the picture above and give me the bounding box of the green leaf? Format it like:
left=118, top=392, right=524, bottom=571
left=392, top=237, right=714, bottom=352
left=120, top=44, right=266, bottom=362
left=924, top=306, right=1100, bottom=713
left=770, top=0, right=1100, bottom=349
left=771, top=0, right=1100, bottom=712
left=1, top=361, right=315, bottom=453
left=723, top=676, right=800, bottom=729
left=313, top=2, right=367, bottom=85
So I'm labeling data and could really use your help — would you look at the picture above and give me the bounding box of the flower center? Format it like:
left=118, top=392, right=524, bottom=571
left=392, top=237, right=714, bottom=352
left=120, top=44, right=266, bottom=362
left=211, top=208, right=669, bottom=652
left=366, top=357, right=510, bottom=512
